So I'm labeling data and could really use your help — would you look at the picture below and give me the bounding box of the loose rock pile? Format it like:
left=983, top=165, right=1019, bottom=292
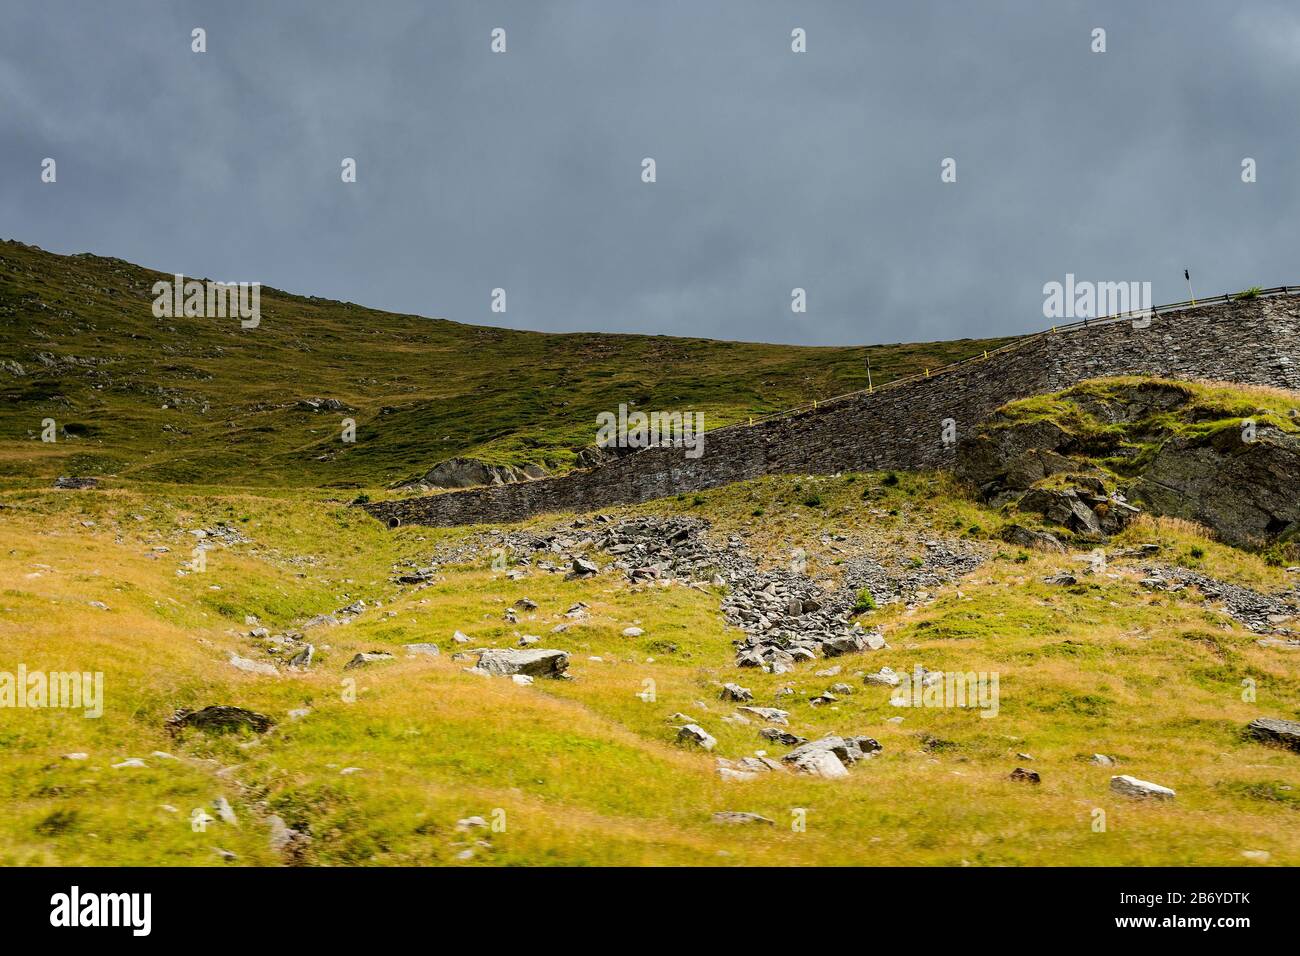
left=420, top=514, right=985, bottom=674
left=1140, top=564, right=1300, bottom=633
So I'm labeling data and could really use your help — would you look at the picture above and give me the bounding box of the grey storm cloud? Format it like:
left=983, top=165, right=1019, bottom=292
left=2, top=0, right=1298, bottom=345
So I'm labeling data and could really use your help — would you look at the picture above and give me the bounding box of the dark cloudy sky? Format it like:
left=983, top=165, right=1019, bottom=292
left=2, top=1, right=1296, bottom=345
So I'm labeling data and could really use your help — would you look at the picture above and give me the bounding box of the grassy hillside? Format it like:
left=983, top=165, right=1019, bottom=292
left=2, top=472, right=1297, bottom=866
left=2, top=244, right=1296, bottom=868
left=0, top=240, right=1013, bottom=489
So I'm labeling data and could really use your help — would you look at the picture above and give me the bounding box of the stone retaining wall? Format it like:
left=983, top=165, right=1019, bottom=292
left=363, top=297, right=1300, bottom=527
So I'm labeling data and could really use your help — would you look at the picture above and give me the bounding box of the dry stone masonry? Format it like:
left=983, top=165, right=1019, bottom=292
left=363, top=296, right=1300, bottom=528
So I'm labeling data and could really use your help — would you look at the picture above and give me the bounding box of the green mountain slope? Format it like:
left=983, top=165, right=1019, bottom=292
left=0, top=240, right=1013, bottom=488
left=1, top=240, right=1297, bottom=869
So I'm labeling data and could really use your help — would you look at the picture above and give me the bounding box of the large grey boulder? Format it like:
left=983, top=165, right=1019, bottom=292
left=1018, top=488, right=1102, bottom=537
left=782, top=735, right=879, bottom=773
left=821, top=634, right=867, bottom=657
left=474, top=648, right=569, bottom=678
left=787, top=748, right=849, bottom=778
left=1247, top=716, right=1300, bottom=752
left=1000, top=523, right=1066, bottom=554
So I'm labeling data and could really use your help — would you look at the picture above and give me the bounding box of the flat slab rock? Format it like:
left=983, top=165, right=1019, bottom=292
left=1109, top=774, right=1175, bottom=800
left=473, top=648, right=569, bottom=678
left=1247, top=716, right=1300, bottom=752
left=712, top=811, right=775, bottom=825
left=738, top=706, right=789, bottom=726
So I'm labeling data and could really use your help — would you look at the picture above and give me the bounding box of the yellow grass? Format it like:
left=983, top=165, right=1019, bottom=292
left=1, top=475, right=1297, bottom=866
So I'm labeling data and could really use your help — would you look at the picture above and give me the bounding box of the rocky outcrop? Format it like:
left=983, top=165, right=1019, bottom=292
left=958, top=380, right=1300, bottom=548
left=397, top=457, right=546, bottom=491
left=1138, top=565, right=1299, bottom=632
left=1133, top=426, right=1300, bottom=548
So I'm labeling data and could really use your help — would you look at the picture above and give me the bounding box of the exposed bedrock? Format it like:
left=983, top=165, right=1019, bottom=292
left=959, top=378, right=1300, bottom=548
